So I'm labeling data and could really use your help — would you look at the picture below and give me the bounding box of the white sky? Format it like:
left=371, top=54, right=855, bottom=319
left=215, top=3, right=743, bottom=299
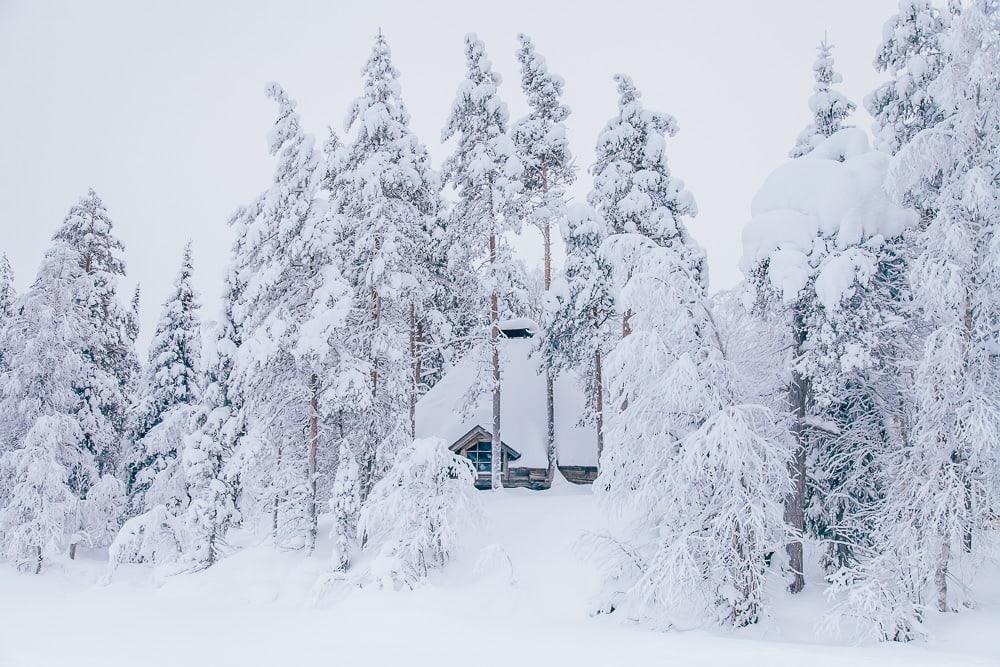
left=0, top=0, right=897, bottom=350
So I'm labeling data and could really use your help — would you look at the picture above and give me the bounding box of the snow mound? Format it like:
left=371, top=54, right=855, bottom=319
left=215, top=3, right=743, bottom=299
left=741, top=128, right=918, bottom=307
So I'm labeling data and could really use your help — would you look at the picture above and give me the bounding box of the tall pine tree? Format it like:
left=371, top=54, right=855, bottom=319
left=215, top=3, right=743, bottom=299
left=512, top=33, right=574, bottom=482
left=442, top=34, right=525, bottom=490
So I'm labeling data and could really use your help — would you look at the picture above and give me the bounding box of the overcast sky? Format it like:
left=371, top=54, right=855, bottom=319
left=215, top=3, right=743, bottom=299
left=0, top=0, right=898, bottom=350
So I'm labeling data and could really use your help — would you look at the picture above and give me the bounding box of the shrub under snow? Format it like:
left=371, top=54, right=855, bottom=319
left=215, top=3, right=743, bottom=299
left=356, top=438, right=477, bottom=588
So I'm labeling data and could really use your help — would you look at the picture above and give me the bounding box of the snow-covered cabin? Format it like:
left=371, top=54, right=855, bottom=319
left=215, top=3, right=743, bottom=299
left=415, top=319, right=598, bottom=489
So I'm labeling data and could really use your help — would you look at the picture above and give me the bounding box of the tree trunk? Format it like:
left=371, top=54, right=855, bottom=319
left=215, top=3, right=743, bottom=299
left=69, top=542, right=77, bottom=560
left=490, top=233, right=502, bottom=491
left=272, top=442, right=283, bottom=542
left=409, top=303, right=421, bottom=440
left=34, top=545, right=42, bottom=575
left=936, top=538, right=950, bottom=612
left=307, top=373, right=319, bottom=552
left=541, top=170, right=556, bottom=485
left=542, top=217, right=555, bottom=483
left=785, top=309, right=808, bottom=594
left=594, top=347, right=605, bottom=470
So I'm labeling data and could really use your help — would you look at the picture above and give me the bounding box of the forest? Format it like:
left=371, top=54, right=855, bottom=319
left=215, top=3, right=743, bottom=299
left=1, top=0, right=999, bottom=662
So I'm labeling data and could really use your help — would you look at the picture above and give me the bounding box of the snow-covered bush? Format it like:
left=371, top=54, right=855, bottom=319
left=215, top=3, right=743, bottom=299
left=356, top=438, right=477, bottom=588
left=106, top=504, right=187, bottom=579
left=0, top=415, right=81, bottom=573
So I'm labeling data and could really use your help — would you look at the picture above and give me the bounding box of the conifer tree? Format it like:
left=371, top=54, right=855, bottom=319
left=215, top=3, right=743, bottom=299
left=0, top=243, right=89, bottom=572
left=512, top=33, right=574, bottom=480
left=331, top=33, right=443, bottom=503
left=790, top=40, right=857, bottom=158
left=0, top=253, right=14, bottom=320
left=230, top=83, right=356, bottom=551
left=868, top=0, right=950, bottom=156
left=594, top=225, right=788, bottom=628
left=127, top=243, right=202, bottom=514
left=53, top=190, right=138, bottom=481
left=589, top=74, right=701, bottom=338
left=873, top=0, right=1000, bottom=617
left=442, top=34, right=524, bottom=490
left=541, top=204, right=615, bottom=464
left=182, top=269, right=241, bottom=569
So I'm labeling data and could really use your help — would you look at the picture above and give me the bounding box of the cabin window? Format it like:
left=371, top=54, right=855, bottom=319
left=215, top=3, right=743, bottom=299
left=466, top=441, right=494, bottom=476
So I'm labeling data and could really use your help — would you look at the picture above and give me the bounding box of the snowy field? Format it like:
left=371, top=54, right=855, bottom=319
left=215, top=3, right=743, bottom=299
left=2, top=484, right=997, bottom=667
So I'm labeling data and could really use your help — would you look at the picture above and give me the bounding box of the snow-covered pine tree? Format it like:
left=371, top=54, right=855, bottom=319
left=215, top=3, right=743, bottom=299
left=53, top=189, right=138, bottom=480
left=511, top=33, right=574, bottom=481
left=329, top=440, right=361, bottom=572
left=541, top=204, right=616, bottom=464
left=744, top=128, right=919, bottom=595
left=874, top=0, right=1000, bottom=617
left=594, top=233, right=789, bottom=628
left=0, top=253, right=13, bottom=320
left=0, top=253, right=15, bottom=409
left=589, top=73, right=701, bottom=341
left=127, top=242, right=202, bottom=515
left=868, top=0, right=950, bottom=156
left=331, top=33, right=443, bottom=505
left=0, top=243, right=90, bottom=572
left=231, top=83, right=356, bottom=551
left=442, top=34, right=524, bottom=490
left=126, top=283, right=141, bottom=348
left=181, top=267, right=241, bottom=569
left=790, top=40, right=857, bottom=158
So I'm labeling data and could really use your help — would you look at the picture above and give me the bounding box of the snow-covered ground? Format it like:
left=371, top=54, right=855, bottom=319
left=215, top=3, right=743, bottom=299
left=1, top=484, right=997, bottom=667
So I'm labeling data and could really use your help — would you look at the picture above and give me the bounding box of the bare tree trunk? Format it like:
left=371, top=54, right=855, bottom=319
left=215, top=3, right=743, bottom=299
left=69, top=542, right=77, bottom=560
left=785, top=310, right=808, bottom=594
left=594, top=347, right=605, bottom=470
left=490, top=233, right=502, bottom=491
left=936, top=538, right=950, bottom=612
left=34, top=545, right=42, bottom=575
left=307, top=373, right=319, bottom=552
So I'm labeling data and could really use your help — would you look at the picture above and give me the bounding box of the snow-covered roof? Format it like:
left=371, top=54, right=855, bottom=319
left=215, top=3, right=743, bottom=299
left=415, top=334, right=597, bottom=468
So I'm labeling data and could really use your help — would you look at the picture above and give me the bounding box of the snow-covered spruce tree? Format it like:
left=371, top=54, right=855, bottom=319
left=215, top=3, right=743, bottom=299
left=331, top=33, right=443, bottom=507
left=541, top=203, right=616, bottom=464
left=356, top=438, right=477, bottom=589
left=868, top=0, right=1000, bottom=618
left=790, top=40, right=857, bottom=158
left=181, top=267, right=242, bottom=569
left=0, top=253, right=13, bottom=321
left=743, top=129, right=919, bottom=594
left=127, top=243, right=202, bottom=515
left=589, top=73, right=701, bottom=340
left=868, top=0, right=950, bottom=156
left=511, top=33, right=574, bottom=481
left=0, top=243, right=91, bottom=572
left=0, top=253, right=15, bottom=407
left=53, top=189, right=139, bottom=480
left=231, top=83, right=357, bottom=551
left=442, top=34, right=524, bottom=490
left=593, top=235, right=790, bottom=628
left=329, top=440, right=361, bottom=572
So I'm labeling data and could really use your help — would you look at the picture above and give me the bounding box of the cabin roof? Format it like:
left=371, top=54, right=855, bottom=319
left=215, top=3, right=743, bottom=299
left=414, top=330, right=598, bottom=469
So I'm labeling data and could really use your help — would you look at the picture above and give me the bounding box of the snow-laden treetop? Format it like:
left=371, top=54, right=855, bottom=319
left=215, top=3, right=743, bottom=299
left=742, top=128, right=918, bottom=309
